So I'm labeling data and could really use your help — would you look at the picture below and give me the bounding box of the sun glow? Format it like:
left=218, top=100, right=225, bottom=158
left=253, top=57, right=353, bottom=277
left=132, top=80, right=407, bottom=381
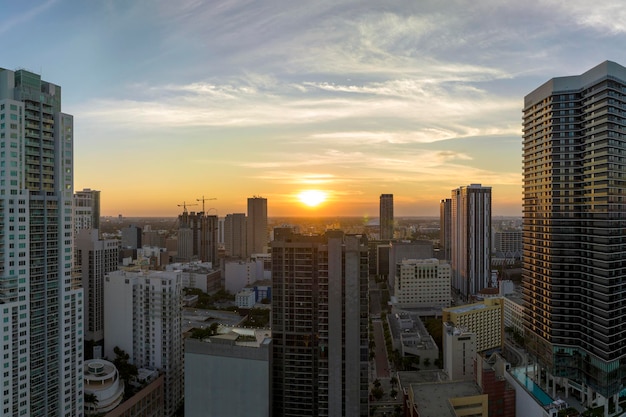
left=298, top=190, right=327, bottom=207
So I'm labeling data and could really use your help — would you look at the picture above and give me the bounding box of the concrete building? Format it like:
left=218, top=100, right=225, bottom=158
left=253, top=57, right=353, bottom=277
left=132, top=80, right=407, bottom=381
left=224, top=257, right=270, bottom=294
left=449, top=184, right=492, bottom=299
left=224, top=213, right=246, bottom=258
left=121, top=224, right=142, bottom=249
left=493, top=230, right=522, bottom=259
left=74, top=188, right=101, bottom=233
left=235, top=288, right=257, bottom=308
left=0, top=67, right=83, bottom=416
left=167, top=262, right=221, bottom=294
left=387, top=240, right=433, bottom=294
left=398, top=371, right=487, bottom=417
left=84, top=359, right=125, bottom=415
left=439, top=198, right=452, bottom=261
left=395, top=258, right=451, bottom=309
left=523, top=61, right=626, bottom=413
left=443, top=323, right=477, bottom=381
left=185, top=328, right=271, bottom=417
left=379, top=193, right=394, bottom=240
left=271, top=230, right=369, bottom=417
left=177, top=210, right=218, bottom=265
left=475, top=353, right=516, bottom=417
left=442, top=298, right=503, bottom=353
left=104, top=270, right=183, bottom=417
left=103, top=373, right=164, bottom=417
left=503, top=294, right=524, bottom=336
left=75, top=229, right=119, bottom=358
left=247, top=196, right=268, bottom=256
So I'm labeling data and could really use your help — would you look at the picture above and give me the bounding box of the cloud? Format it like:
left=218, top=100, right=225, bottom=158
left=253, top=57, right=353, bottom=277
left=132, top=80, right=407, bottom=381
left=0, top=0, right=57, bottom=35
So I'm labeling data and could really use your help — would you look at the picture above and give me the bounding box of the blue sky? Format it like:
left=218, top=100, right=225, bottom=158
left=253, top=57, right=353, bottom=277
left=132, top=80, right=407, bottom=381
left=3, top=0, right=626, bottom=216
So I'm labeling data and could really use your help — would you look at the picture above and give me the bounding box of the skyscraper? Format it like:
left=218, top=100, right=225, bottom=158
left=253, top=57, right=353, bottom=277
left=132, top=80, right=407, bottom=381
left=379, top=193, right=394, bottom=240
left=104, top=270, right=184, bottom=417
left=247, top=196, right=267, bottom=256
left=522, top=61, right=626, bottom=408
left=73, top=188, right=101, bottom=233
left=271, top=230, right=369, bottom=417
left=0, top=68, right=83, bottom=416
left=449, top=184, right=491, bottom=299
left=75, top=229, right=118, bottom=359
left=439, top=198, right=452, bottom=261
left=224, top=213, right=246, bottom=258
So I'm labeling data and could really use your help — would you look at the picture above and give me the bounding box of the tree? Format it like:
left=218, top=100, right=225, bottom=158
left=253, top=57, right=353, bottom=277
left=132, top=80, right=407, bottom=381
left=390, top=376, right=398, bottom=387
left=423, top=358, right=431, bottom=367
left=390, top=388, right=398, bottom=399
left=84, top=392, right=98, bottom=410
left=113, top=346, right=139, bottom=400
left=371, top=386, right=384, bottom=401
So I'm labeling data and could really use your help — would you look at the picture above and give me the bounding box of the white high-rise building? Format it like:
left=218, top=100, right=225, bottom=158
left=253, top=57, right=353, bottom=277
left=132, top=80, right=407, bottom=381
left=0, top=68, right=83, bottom=416
left=450, top=184, right=491, bottom=299
left=104, top=270, right=183, bottom=417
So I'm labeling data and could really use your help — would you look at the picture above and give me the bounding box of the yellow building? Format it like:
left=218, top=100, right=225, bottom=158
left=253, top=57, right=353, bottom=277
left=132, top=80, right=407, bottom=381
left=442, top=298, right=504, bottom=352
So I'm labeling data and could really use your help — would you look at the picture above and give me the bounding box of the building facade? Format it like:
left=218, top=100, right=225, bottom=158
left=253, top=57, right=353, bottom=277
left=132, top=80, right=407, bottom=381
left=224, top=213, right=247, bottom=258
left=104, top=270, right=183, bottom=417
left=74, top=188, right=101, bottom=233
left=0, top=68, right=83, bottom=416
left=442, top=298, right=503, bottom=353
left=271, top=230, right=369, bottom=417
left=177, top=211, right=218, bottom=265
left=439, top=198, right=452, bottom=261
left=443, top=323, right=476, bottom=381
left=75, top=229, right=119, bottom=358
left=379, top=193, right=394, bottom=240
left=522, top=61, right=626, bottom=407
left=395, top=258, right=451, bottom=309
left=449, top=184, right=492, bottom=299
left=185, top=330, right=271, bottom=417
left=247, top=196, right=267, bottom=256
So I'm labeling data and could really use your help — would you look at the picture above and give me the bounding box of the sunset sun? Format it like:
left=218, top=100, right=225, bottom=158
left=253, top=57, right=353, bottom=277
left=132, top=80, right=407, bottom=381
left=298, top=190, right=327, bottom=207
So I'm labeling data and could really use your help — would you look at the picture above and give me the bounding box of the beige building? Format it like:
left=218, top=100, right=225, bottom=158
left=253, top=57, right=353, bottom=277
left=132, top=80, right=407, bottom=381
left=443, top=323, right=476, bottom=381
left=442, top=298, right=503, bottom=353
left=395, top=258, right=451, bottom=309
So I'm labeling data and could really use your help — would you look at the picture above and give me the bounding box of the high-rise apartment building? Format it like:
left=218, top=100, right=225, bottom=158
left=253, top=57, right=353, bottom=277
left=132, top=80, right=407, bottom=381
left=121, top=224, right=142, bottom=249
left=439, top=198, right=452, bottom=261
left=271, top=230, right=369, bottom=417
left=224, top=213, right=247, bottom=258
left=0, top=68, right=83, bottom=416
left=104, top=270, right=184, bottom=417
left=75, top=229, right=118, bottom=359
left=74, top=188, right=100, bottom=233
left=449, top=184, right=491, bottom=299
left=247, top=196, right=267, bottom=256
left=379, top=193, right=394, bottom=240
left=522, top=61, right=626, bottom=407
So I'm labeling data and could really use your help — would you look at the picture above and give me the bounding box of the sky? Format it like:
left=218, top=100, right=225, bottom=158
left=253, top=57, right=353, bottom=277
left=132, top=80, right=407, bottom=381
left=3, top=0, right=626, bottom=217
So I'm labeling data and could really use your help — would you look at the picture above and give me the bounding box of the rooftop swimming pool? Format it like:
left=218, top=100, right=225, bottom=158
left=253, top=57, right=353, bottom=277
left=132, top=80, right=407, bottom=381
left=511, top=367, right=553, bottom=406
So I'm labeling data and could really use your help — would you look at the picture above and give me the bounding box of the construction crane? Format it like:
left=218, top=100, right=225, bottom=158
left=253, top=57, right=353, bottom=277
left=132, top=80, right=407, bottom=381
left=177, top=201, right=198, bottom=215
left=196, top=196, right=217, bottom=214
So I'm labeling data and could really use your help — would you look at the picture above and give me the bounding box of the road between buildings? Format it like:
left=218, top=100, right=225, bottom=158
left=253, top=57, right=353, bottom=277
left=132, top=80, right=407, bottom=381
left=373, top=320, right=390, bottom=378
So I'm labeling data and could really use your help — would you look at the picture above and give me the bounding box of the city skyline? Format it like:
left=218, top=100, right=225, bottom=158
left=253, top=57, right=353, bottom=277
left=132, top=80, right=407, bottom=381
left=3, top=1, right=626, bottom=216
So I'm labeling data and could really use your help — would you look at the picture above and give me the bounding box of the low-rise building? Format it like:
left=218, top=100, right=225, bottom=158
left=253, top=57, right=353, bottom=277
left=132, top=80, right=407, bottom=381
left=443, top=323, right=476, bottom=381
left=84, top=359, right=124, bottom=415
